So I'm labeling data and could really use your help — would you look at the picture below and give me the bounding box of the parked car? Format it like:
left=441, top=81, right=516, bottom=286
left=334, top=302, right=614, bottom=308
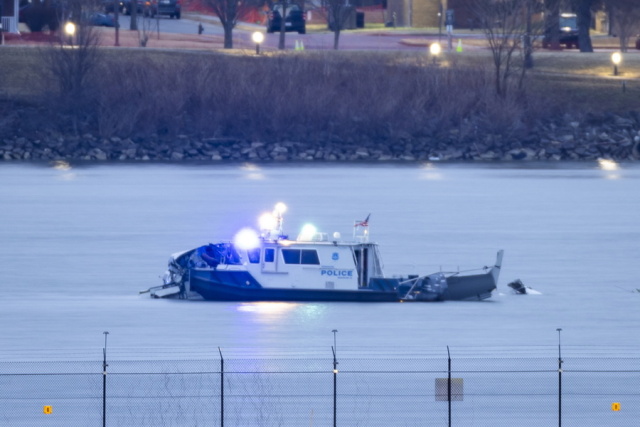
left=147, top=0, right=181, bottom=19
left=89, top=12, right=118, bottom=27
left=542, top=12, right=579, bottom=49
left=68, top=11, right=119, bottom=27
left=266, top=3, right=305, bottom=34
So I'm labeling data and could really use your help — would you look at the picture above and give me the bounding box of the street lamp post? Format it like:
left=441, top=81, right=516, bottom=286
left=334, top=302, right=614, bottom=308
left=114, top=0, right=120, bottom=46
left=438, top=2, right=443, bottom=42
left=611, top=52, right=622, bottom=76
left=102, top=331, right=109, bottom=427
left=557, top=328, right=562, bottom=427
left=331, top=329, right=338, bottom=427
left=430, top=42, right=441, bottom=65
left=332, top=329, right=338, bottom=354
left=252, top=31, right=264, bottom=55
left=64, top=22, right=76, bottom=46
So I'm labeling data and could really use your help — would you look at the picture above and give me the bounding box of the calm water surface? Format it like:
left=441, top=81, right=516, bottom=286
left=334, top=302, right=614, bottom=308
left=1, top=161, right=639, bottom=358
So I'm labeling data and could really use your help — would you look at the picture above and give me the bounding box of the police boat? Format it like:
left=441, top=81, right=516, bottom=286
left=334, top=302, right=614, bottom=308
left=145, top=203, right=503, bottom=302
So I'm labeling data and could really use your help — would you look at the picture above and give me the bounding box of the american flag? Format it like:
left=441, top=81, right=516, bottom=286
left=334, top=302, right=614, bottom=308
left=354, top=214, right=370, bottom=227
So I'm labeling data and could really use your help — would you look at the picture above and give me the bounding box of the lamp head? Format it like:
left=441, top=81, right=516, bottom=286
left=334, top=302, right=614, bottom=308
left=64, top=22, right=76, bottom=36
left=430, top=42, right=441, bottom=56
left=611, top=52, right=622, bottom=66
left=252, top=31, right=264, bottom=44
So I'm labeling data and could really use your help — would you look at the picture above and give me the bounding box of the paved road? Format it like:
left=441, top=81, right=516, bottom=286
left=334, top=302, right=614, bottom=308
left=115, top=13, right=225, bottom=36
left=113, top=12, right=437, bottom=51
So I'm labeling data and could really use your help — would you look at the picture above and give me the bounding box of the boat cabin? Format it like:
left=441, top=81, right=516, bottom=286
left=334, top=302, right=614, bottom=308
left=191, top=238, right=384, bottom=291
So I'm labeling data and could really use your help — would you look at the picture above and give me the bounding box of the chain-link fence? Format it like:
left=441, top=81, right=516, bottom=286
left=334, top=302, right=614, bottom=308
left=1, top=352, right=638, bottom=426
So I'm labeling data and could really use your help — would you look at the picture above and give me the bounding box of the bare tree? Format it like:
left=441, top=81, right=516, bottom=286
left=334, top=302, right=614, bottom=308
left=130, top=0, right=139, bottom=31
left=607, top=0, right=640, bottom=52
left=205, top=0, right=254, bottom=48
left=470, top=0, right=535, bottom=96
left=323, top=0, right=353, bottom=49
left=277, top=0, right=289, bottom=50
left=571, top=0, right=594, bottom=52
left=522, top=0, right=538, bottom=68
left=44, top=18, right=100, bottom=97
left=137, top=13, right=158, bottom=46
left=40, top=0, right=103, bottom=131
left=543, top=0, right=561, bottom=49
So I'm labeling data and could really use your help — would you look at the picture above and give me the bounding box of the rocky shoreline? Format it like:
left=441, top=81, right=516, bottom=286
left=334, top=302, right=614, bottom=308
left=2, top=113, right=640, bottom=163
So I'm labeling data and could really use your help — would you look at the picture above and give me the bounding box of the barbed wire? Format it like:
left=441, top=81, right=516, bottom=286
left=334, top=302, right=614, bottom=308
left=1, top=345, right=639, bottom=361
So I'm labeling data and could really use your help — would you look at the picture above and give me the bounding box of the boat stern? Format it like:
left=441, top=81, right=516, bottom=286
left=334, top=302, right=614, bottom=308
left=442, top=250, right=504, bottom=301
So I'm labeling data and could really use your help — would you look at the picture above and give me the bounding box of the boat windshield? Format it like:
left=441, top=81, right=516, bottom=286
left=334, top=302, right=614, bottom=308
left=197, top=243, right=241, bottom=267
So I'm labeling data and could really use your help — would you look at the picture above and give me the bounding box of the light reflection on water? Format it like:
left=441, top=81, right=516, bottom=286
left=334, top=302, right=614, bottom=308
left=240, top=162, right=266, bottom=180
left=236, top=302, right=328, bottom=325
left=237, top=302, right=299, bottom=316
left=597, top=158, right=621, bottom=180
left=0, top=161, right=639, bottom=353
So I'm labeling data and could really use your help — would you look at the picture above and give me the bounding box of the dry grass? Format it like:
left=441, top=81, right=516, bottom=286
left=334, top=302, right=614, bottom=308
left=1, top=38, right=639, bottom=140
left=0, top=47, right=48, bottom=100
left=423, top=48, right=640, bottom=78
left=531, top=50, right=640, bottom=79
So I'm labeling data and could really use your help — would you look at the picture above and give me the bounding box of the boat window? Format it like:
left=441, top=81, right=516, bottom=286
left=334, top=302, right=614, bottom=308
left=301, top=249, right=320, bottom=265
left=265, top=248, right=275, bottom=263
left=282, top=249, right=300, bottom=264
left=282, top=249, right=320, bottom=265
left=247, top=248, right=260, bottom=264
left=353, top=247, right=369, bottom=287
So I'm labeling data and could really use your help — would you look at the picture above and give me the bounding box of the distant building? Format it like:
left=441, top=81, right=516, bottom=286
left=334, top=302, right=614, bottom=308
left=1, top=0, right=20, bottom=33
left=382, top=0, right=480, bottom=29
left=385, top=0, right=447, bottom=27
left=379, top=0, right=607, bottom=33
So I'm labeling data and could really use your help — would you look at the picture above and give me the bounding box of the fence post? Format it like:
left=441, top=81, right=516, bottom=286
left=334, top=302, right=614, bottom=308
left=332, top=345, right=338, bottom=427
left=219, top=347, right=224, bottom=427
left=102, top=331, right=109, bottom=427
left=557, top=328, right=563, bottom=427
left=447, top=346, right=452, bottom=427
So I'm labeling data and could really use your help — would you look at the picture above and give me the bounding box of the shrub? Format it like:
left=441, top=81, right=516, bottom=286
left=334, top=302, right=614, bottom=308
left=22, top=2, right=60, bottom=32
left=36, top=50, right=571, bottom=141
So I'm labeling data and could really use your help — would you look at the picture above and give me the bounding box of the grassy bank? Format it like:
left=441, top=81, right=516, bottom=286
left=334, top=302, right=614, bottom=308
left=0, top=45, right=639, bottom=142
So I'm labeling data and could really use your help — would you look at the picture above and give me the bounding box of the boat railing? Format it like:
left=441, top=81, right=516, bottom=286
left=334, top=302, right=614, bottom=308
left=398, top=276, right=424, bottom=300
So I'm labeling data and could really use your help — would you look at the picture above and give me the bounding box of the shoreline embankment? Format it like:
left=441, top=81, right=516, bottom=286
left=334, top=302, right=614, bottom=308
left=2, top=112, right=639, bottom=162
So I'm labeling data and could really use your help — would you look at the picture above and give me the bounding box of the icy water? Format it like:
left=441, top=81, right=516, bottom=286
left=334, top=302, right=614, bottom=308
left=1, top=161, right=639, bottom=358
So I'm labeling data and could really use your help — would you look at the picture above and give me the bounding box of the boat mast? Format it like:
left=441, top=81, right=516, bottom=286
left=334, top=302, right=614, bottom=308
left=353, top=215, right=370, bottom=287
left=259, top=202, right=288, bottom=241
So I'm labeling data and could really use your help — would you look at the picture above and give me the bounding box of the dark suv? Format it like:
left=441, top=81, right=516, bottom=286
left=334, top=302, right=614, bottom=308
left=149, top=0, right=181, bottom=19
left=542, top=13, right=579, bottom=49
left=143, top=0, right=182, bottom=19
left=266, top=3, right=305, bottom=34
